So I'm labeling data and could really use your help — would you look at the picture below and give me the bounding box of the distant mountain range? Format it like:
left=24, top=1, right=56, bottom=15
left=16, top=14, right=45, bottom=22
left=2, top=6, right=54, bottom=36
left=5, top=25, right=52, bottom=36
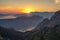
left=0, top=12, right=54, bottom=31
left=0, top=15, right=43, bottom=31
left=0, top=12, right=54, bottom=19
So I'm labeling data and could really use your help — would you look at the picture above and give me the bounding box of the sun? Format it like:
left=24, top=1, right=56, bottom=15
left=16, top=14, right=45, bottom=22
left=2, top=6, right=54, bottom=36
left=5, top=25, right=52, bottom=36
left=25, top=9, right=31, bottom=13
left=22, top=8, right=35, bottom=14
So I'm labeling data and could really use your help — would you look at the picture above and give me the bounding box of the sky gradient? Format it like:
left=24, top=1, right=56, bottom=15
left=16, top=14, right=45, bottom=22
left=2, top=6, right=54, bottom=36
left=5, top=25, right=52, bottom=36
left=0, top=0, right=60, bottom=13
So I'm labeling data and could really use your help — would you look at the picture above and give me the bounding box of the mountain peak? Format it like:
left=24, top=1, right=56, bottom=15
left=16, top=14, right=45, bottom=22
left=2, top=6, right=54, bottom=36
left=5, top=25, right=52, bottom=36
left=51, top=10, right=60, bottom=21
left=55, top=10, right=60, bottom=15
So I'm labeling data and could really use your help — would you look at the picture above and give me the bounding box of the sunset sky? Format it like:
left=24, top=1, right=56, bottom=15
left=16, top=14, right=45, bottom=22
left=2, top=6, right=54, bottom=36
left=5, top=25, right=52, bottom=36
left=0, top=0, right=60, bottom=13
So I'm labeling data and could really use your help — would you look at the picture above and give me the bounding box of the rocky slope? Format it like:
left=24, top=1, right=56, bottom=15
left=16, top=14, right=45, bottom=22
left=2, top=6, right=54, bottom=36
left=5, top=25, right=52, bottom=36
left=35, top=10, right=60, bottom=30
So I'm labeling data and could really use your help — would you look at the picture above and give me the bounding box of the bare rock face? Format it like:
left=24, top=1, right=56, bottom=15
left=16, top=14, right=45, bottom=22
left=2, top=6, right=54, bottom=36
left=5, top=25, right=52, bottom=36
left=51, top=10, right=60, bottom=22
left=48, top=10, right=60, bottom=28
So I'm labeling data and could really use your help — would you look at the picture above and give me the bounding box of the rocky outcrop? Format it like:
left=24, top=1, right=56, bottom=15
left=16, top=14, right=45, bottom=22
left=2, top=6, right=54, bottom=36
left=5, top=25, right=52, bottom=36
left=35, top=10, right=60, bottom=30
left=32, top=10, right=60, bottom=40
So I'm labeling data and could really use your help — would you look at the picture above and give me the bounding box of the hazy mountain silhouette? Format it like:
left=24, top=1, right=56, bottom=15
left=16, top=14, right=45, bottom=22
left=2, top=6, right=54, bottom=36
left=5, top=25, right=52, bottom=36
left=0, top=15, right=43, bottom=31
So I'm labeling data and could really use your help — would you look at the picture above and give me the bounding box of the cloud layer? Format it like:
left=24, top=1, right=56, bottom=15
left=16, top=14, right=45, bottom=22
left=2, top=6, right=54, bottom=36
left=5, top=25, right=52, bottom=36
left=0, top=15, right=16, bottom=19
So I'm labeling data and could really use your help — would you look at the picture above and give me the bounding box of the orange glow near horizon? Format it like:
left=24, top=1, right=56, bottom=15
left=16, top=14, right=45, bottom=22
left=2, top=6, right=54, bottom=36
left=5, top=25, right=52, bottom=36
left=0, top=7, right=36, bottom=14
left=0, top=7, right=59, bottom=14
left=0, top=0, right=60, bottom=14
